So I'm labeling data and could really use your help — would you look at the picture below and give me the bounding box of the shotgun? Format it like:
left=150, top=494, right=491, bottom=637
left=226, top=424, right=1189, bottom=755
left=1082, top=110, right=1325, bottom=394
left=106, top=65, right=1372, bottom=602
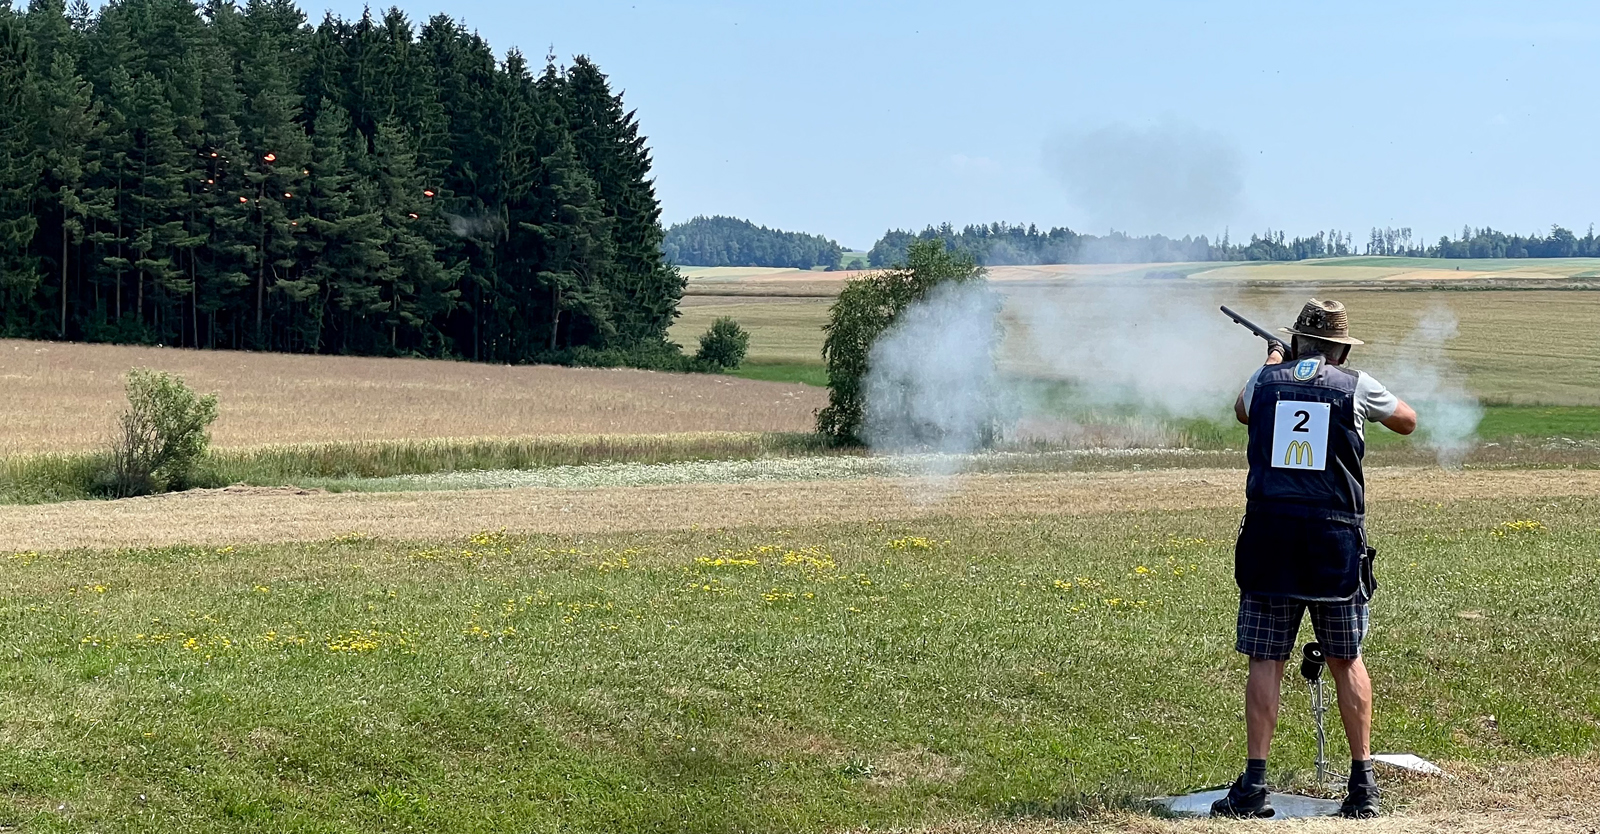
left=1220, top=305, right=1288, bottom=356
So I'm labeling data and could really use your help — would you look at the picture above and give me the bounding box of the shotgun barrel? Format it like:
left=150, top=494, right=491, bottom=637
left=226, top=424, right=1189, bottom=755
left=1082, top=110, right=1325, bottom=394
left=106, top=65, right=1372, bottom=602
left=1220, top=305, right=1287, bottom=353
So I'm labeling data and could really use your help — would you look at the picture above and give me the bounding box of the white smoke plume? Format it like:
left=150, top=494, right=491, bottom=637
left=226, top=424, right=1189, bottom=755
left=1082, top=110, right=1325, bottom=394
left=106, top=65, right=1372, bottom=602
left=859, top=278, right=1307, bottom=494
left=1373, top=306, right=1483, bottom=468
left=1004, top=282, right=1288, bottom=419
left=862, top=281, right=1012, bottom=462
left=445, top=213, right=506, bottom=240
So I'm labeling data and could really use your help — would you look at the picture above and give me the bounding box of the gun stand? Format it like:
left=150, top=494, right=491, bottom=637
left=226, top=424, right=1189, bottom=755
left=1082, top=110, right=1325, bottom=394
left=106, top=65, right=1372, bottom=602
left=1153, top=641, right=1347, bottom=818
left=1300, top=642, right=1343, bottom=786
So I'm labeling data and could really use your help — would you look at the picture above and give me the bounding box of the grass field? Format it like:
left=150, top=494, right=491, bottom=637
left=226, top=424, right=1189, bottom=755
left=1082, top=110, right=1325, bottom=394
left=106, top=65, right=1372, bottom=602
left=671, top=289, right=1600, bottom=407
left=674, top=296, right=835, bottom=366
left=2, top=482, right=1595, bottom=832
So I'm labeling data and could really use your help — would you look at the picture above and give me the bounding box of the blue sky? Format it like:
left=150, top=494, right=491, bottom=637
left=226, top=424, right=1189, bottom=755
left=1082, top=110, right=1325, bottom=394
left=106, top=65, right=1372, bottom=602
left=318, top=0, right=1600, bottom=249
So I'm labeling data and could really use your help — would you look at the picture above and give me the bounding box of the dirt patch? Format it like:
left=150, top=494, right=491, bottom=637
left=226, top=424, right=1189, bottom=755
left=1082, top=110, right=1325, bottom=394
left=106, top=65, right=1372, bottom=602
left=2, top=467, right=1598, bottom=551
left=868, top=749, right=966, bottom=788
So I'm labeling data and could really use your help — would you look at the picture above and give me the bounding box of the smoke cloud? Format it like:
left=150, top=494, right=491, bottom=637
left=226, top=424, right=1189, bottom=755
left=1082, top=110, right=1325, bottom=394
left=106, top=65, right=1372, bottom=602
left=862, top=281, right=1013, bottom=461
left=859, top=283, right=1484, bottom=487
left=1372, top=306, right=1483, bottom=467
left=858, top=278, right=1300, bottom=489
left=1004, top=282, right=1280, bottom=419
left=445, top=213, right=506, bottom=240
left=1048, top=118, right=1244, bottom=235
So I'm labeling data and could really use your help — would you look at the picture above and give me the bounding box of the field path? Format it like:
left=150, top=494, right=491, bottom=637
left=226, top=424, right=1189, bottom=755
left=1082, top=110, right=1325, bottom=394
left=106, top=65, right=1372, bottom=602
left=5, top=467, right=1598, bottom=551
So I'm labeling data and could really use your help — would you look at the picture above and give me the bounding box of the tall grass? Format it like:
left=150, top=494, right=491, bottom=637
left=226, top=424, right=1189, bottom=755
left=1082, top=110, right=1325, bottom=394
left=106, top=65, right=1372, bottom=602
left=0, top=432, right=826, bottom=505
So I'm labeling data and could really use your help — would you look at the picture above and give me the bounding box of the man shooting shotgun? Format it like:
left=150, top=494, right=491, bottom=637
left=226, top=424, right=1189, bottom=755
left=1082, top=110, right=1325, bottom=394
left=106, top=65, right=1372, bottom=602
left=1211, top=299, right=1418, bottom=819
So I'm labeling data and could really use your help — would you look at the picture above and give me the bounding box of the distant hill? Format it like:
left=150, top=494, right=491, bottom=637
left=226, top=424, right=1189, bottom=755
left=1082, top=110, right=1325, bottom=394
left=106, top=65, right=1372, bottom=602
left=664, top=216, right=843, bottom=269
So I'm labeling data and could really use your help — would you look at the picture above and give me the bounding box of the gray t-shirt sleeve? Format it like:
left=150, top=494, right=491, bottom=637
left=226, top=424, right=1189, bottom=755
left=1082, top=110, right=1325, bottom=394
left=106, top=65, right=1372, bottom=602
left=1239, top=366, right=1266, bottom=418
left=1355, top=371, right=1398, bottom=423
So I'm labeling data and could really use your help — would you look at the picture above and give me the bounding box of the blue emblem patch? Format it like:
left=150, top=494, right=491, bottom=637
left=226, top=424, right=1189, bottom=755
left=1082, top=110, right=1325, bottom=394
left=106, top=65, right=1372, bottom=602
left=1293, top=358, right=1321, bottom=381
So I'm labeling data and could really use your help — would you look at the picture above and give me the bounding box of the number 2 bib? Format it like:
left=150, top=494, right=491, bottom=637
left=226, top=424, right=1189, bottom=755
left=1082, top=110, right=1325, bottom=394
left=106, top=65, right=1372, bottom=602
left=1271, top=400, right=1331, bottom=471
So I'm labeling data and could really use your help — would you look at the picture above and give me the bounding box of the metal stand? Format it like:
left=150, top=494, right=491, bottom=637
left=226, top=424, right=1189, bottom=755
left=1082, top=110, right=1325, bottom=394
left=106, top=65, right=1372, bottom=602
left=1309, top=674, right=1330, bottom=784
left=1300, top=643, right=1341, bottom=786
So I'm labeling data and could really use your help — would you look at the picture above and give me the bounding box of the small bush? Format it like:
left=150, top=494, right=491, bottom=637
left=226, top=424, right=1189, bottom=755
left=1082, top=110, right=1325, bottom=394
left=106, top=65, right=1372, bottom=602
left=99, top=368, right=219, bottom=498
left=695, top=317, right=750, bottom=370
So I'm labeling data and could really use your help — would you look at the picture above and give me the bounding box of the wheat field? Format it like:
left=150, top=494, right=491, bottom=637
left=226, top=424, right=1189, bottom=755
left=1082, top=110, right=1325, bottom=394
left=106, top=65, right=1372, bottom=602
left=0, top=340, right=826, bottom=455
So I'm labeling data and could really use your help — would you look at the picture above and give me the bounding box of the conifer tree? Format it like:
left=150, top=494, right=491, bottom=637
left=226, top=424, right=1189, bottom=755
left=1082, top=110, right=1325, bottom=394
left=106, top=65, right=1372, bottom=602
left=31, top=48, right=107, bottom=336
left=521, top=128, right=613, bottom=350
left=0, top=9, right=43, bottom=333
left=367, top=117, right=458, bottom=354
left=554, top=56, right=682, bottom=346
left=236, top=0, right=311, bottom=348
left=303, top=99, right=384, bottom=353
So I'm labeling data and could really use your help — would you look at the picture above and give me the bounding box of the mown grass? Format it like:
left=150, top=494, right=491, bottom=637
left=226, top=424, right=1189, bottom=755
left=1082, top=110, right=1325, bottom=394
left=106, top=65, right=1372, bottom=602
left=727, top=361, right=828, bottom=387
left=0, top=433, right=825, bottom=505
left=0, top=496, right=1595, bottom=832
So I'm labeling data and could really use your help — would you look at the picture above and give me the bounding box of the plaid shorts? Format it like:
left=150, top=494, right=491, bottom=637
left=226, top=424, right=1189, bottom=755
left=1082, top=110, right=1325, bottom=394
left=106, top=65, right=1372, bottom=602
left=1236, top=592, right=1369, bottom=661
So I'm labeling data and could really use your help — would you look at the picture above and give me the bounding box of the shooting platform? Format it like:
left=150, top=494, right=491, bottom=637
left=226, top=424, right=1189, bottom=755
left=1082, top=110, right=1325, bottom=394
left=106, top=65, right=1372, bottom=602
left=1153, top=788, right=1341, bottom=819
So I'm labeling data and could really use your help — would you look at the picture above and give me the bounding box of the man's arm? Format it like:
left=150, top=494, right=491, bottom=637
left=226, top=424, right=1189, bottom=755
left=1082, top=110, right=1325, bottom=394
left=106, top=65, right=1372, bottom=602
left=1380, top=399, right=1418, bottom=435
left=1235, top=345, right=1285, bottom=425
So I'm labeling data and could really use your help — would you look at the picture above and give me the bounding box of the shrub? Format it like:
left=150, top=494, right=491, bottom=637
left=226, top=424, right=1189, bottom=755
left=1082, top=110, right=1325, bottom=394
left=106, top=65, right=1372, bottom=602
left=816, top=240, right=984, bottom=444
left=695, top=317, right=750, bottom=370
left=537, top=339, right=714, bottom=373
left=99, top=368, right=219, bottom=497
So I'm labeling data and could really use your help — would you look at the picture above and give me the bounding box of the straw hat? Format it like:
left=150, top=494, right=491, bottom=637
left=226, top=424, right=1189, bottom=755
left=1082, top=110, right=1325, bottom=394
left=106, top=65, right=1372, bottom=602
left=1280, top=298, right=1364, bottom=346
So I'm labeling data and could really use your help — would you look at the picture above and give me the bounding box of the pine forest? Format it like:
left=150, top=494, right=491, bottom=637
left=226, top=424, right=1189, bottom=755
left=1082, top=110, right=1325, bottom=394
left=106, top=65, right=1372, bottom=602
left=0, top=0, right=686, bottom=364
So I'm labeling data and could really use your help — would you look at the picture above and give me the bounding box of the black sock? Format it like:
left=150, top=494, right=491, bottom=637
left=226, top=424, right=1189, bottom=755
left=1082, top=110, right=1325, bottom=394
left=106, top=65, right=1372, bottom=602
left=1243, top=758, right=1268, bottom=789
left=1349, top=759, right=1375, bottom=789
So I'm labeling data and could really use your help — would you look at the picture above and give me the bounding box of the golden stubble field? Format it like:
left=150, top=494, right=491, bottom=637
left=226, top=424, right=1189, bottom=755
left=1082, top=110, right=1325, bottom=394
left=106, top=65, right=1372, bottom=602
left=0, top=340, right=826, bottom=455
left=674, top=288, right=1600, bottom=406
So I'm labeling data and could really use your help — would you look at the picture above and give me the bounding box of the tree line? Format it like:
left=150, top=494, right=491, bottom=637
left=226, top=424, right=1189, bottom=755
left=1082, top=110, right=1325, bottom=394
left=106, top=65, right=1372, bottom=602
left=662, top=215, right=844, bottom=270
left=867, top=222, right=1600, bottom=267
left=0, top=0, right=685, bottom=365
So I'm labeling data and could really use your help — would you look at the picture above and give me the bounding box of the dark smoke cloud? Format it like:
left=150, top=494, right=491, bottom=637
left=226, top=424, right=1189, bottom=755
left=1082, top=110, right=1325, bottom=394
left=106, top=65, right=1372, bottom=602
left=1048, top=118, right=1244, bottom=235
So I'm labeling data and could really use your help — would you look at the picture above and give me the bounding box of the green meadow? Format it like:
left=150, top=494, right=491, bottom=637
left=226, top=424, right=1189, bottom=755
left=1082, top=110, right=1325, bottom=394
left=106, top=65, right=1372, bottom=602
left=2, top=495, right=1596, bottom=832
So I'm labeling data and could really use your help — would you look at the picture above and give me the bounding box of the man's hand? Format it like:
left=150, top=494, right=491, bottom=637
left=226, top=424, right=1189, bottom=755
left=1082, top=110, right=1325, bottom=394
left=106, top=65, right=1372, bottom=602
left=1266, top=340, right=1288, bottom=365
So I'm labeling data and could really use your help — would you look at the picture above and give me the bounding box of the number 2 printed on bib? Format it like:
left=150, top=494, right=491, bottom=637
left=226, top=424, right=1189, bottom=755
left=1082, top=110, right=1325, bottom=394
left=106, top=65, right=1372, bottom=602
left=1271, top=401, right=1331, bottom=471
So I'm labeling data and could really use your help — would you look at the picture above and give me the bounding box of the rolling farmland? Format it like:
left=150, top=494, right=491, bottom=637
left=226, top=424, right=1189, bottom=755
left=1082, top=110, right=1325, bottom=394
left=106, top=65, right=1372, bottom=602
left=3, top=257, right=1599, bottom=831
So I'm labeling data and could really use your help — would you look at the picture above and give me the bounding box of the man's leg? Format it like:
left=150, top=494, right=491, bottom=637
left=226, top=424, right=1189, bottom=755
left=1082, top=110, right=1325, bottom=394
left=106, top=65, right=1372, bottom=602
left=1246, top=658, right=1288, bottom=759
left=1214, top=594, right=1301, bottom=818
left=1326, top=656, right=1371, bottom=760
left=1311, top=598, right=1379, bottom=818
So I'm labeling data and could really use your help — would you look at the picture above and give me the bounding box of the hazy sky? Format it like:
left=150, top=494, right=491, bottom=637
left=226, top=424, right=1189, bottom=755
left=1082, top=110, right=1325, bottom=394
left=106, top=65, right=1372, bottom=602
left=320, top=0, right=1600, bottom=249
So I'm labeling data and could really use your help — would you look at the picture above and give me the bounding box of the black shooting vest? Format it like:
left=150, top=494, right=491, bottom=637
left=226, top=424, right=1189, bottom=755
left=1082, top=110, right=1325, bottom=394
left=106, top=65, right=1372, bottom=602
left=1235, top=355, right=1368, bottom=601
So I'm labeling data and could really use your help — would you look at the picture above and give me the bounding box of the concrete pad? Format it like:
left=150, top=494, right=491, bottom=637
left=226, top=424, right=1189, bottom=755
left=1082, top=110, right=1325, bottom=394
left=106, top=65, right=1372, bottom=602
left=1155, top=788, right=1342, bottom=819
left=1374, top=753, right=1448, bottom=777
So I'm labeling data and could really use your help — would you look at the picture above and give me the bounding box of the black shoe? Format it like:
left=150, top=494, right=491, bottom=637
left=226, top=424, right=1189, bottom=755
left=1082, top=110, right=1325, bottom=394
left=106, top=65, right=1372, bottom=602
left=1210, top=776, right=1275, bottom=818
left=1338, top=784, right=1381, bottom=818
